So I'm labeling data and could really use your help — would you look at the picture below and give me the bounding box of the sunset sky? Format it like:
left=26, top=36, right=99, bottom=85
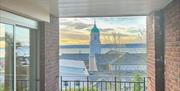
left=59, top=17, right=146, bottom=45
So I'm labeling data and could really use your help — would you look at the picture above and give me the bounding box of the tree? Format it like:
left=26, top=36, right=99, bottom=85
left=132, top=73, right=143, bottom=91
left=103, top=32, right=122, bottom=50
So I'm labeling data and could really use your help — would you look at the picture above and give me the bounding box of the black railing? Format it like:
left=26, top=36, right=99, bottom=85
left=16, top=79, right=29, bottom=91
left=2, top=79, right=29, bottom=91
left=60, top=76, right=147, bottom=91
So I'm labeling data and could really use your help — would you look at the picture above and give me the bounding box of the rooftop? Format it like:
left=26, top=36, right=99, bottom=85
left=60, top=52, right=146, bottom=65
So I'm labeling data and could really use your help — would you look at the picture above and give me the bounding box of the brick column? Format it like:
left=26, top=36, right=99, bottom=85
left=164, top=0, right=180, bottom=91
left=39, top=15, right=59, bottom=91
left=147, top=1, right=180, bottom=91
left=147, top=11, right=165, bottom=91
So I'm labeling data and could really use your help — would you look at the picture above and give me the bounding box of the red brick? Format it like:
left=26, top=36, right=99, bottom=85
left=164, top=0, right=180, bottom=91
left=40, top=15, right=59, bottom=91
left=147, top=1, right=180, bottom=91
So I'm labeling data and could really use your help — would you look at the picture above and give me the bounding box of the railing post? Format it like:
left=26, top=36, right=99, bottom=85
left=87, top=76, right=89, bottom=91
left=61, top=76, right=62, bottom=91
left=144, top=77, right=146, bottom=91
left=115, top=77, right=117, bottom=91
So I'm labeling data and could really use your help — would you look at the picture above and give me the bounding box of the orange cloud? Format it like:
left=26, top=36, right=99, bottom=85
left=60, top=39, right=89, bottom=45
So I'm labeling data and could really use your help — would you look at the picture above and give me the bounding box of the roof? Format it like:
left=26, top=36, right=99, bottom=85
left=60, top=52, right=146, bottom=65
left=60, top=59, right=86, bottom=68
left=95, top=54, right=121, bottom=65
left=60, top=54, right=89, bottom=62
left=60, top=53, right=146, bottom=72
left=60, top=59, right=89, bottom=76
left=112, top=53, right=147, bottom=65
left=60, top=54, right=121, bottom=65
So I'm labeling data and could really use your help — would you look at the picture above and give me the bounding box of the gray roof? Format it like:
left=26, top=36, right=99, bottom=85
left=60, top=54, right=89, bottom=62
left=112, top=53, right=147, bottom=65
left=60, top=54, right=121, bottom=65
left=60, top=53, right=146, bottom=65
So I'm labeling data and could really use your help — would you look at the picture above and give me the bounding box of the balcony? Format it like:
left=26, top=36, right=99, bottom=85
left=0, top=0, right=179, bottom=91
left=60, top=76, right=148, bottom=91
left=12, top=76, right=148, bottom=91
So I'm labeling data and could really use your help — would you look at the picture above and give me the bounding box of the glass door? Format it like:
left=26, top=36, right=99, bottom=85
left=0, top=10, right=38, bottom=91
left=15, top=26, right=30, bottom=91
left=0, top=23, right=32, bottom=91
left=0, top=23, right=14, bottom=91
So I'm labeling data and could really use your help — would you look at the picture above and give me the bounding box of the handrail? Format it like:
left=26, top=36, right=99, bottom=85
left=60, top=76, right=148, bottom=91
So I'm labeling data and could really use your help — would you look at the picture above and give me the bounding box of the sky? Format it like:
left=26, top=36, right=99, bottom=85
left=59, top=16, right=146, bottom=45
left=0, top=24, right=30, bottom=48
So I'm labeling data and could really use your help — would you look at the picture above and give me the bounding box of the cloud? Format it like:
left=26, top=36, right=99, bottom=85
left=101, top=28, right=115, bottom=32
left=101, top=32, right=130, bottom=37
left=60, top=32, right=89, bottom=40
left=74, top=23, right=92, bottom=30
left=61, top=21, right=92, bottom=29
left=60, top=39, right=89, bottom=45
left=59, top=17, right=146, bottom=45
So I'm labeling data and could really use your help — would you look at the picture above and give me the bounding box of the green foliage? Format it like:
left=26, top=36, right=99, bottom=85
left=132, top=73, right=143, bottom=91
left=0, top=84, right=4, bottom=91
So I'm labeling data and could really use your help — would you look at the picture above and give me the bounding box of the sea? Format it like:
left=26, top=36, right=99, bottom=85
left=59, top=44, right=147, bottom=55
left=60, top=47, right=146, bottom=55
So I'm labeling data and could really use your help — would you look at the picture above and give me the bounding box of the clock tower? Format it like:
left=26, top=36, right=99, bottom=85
left=90, top=21, right=101, bottom=55
left=89, top=20, right=101, bottom=72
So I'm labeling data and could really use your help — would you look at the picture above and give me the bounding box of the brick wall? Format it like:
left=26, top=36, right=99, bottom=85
left=147, top=0, right=180, bottom=91
left=147, top=14, right=156, bottom=91
left=40, top=15, right=59, bottom=91
left=164, top=0, right=180, bottom=91
left=147, top=11, right=165, bottom=91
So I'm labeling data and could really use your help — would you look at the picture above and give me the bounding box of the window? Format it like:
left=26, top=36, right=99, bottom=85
left=0, top=10, right=38, bottom=91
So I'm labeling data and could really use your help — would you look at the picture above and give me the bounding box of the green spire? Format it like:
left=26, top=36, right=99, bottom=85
left=91, top=19, right=100, bottom=32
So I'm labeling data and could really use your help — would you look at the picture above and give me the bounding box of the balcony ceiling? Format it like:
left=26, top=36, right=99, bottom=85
left=59, top=0, right=172, bottom=17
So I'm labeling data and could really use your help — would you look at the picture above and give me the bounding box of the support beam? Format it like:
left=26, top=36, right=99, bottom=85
left=39, top=15, right=59, bottom=91
left=147, top=10, right=165, bottom=91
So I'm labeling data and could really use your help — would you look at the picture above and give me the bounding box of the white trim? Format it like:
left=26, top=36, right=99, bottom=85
left=0, top=10, right=38, bottom=29
left=29, top=29, right=39, bottom=91
left=13, top=25, right=16, bottom=91
left=1, top=12, right=39, bottom=91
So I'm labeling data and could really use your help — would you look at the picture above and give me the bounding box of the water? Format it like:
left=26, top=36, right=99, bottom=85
left=59, top=48, right=146, bottom=55
left=0, top=45, right=147, bottom=56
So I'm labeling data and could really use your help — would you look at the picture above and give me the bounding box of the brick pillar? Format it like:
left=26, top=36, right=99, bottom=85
left=164, top=0, right=180, bottom=91
left=39, top=15, right=59, bottom=91
left=147, top=11, right=165, bottom=91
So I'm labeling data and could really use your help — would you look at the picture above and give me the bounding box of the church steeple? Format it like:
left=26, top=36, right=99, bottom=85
left=90, top=19, right=101, bottom=55
left=94, top=19, right=96, bottom=26
left=91, top=19, right=99, bottom=33
left=89, top=19, right=101, bottom=72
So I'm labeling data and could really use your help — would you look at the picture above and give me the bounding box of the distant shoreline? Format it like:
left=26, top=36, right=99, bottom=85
left=60, top=43, right=146, bottom=48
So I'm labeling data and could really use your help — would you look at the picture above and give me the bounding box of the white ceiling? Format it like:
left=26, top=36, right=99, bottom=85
left=0, top=0, right=172, bottom=20
left=59, top=0, right=172, bottom=17
left=27, top=0, right=59, bottom=17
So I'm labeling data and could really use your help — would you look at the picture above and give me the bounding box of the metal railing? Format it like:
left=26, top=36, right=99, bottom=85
left=2, top=78, right=29, bottom=91
left=16, top=79, right=29, bottom=91
left=60, top=76, right=147, bottom=91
